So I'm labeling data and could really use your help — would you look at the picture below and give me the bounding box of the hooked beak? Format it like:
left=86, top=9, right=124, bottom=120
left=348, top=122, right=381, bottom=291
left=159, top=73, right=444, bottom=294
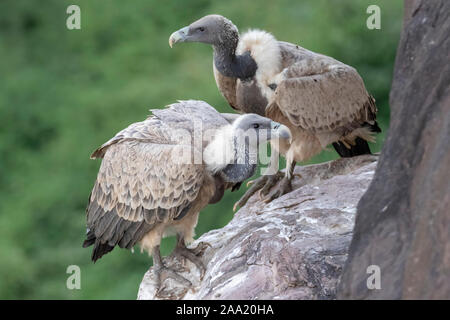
left=169, top=26, right=190, bottom=48
left=270, top=122, right=292, bottom=144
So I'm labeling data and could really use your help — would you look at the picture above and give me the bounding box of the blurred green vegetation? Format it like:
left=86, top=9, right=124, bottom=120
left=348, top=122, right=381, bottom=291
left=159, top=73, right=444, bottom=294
left=0, top=0, right=402, bottom=299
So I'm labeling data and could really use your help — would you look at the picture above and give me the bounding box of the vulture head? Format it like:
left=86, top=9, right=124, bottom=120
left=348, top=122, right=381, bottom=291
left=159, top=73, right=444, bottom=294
left=231, top=113, right=291, bottom=142
left=169, top=15, right=259, bottom=80
left=203, top=113, right=291, bottom=182
left=169, top=15, right=238, bottom=48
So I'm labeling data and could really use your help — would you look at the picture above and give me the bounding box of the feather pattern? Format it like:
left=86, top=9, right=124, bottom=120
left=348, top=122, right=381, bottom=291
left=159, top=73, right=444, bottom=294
left=84, top=100, right=231, bottom=261
left=272, top=47, right=377, bottom=135
left=213, top=31, right=378, bottom=159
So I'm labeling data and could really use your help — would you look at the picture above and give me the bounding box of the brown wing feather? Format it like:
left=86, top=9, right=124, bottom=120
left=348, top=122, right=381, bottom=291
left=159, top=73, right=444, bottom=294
left=90, top=118, right=169, bottom=159
left=273, top=57, right=377, bottom=134
left=85, top=122, right=205, bottom=259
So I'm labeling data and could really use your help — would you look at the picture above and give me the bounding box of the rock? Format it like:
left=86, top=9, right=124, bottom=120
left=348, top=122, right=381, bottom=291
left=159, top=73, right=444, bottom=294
left=138, top=155, right=378, bottom=300
left=337, top=0, right=450, bottom=299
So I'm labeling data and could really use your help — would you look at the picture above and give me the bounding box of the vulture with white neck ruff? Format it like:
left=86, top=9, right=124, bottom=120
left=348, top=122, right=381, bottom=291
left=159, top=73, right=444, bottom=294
left=169, top=15, right=381, bottom=208
left=83, top=100, right=291, bottom=295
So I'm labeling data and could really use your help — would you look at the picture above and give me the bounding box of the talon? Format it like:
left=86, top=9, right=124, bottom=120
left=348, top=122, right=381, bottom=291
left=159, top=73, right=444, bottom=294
left=234, top=174, right=278, bottom=209
left=191, top=241, right=211, bottom=256
left=263, top=193, right=277, bottom=203
left=152, top=245, right=191, bottom=298
left=262, top=176, right=293, bottom=203
left=172, top=239, right=208, bottom=280
left=154, top=265, right=192, bottom=297
left=246, top=180, right=255, bottom=187
left=258, top=189, right=264, bottom=201
left=264, top=191, right=281, bottom=203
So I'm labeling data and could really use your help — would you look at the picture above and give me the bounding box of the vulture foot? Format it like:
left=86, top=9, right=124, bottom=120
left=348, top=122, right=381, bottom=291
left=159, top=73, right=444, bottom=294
left=172, top=239, right=210, bottom=280
left=233, top=172, right=285, bottom=211
left=152, top=245, right=192, bottom=298
left=262, top=176, right=293, bottom=203
left=154, top=265, right=192, bottom=298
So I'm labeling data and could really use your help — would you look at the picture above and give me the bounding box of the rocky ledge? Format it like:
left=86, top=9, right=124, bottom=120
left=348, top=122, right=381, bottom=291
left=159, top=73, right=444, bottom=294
left=138, top=154, right=378, bottom=300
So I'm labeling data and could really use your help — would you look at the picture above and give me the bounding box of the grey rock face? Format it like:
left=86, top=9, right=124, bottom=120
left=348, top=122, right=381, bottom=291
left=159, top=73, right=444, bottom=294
left=337, top=0, right=450, bottom=299
left=138, top=155, right=377, bottom=300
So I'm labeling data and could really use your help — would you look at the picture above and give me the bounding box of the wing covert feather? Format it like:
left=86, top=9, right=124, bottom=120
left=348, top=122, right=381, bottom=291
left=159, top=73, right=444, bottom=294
left=274, top=60, right=376, bottom=133
left=85, top=100, right=230, bottom=252
left=90, top=141, right=204, bottom=224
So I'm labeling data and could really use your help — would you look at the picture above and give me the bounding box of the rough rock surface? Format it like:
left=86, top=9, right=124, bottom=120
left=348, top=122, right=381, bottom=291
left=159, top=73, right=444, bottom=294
left=138, top=155, right=377, bottom=300
left=338, top=0, right=450, bottom=299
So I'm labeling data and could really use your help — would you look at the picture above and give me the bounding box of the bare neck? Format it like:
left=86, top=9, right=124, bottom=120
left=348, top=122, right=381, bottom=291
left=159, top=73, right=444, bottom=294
left=213, top=43, right=257, bottom=80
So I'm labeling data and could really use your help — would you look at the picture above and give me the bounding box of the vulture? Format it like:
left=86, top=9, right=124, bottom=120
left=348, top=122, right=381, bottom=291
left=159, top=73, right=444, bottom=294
left=169, top=15, right=381, bottom=208
left=83, top=100, right=291, bottom=293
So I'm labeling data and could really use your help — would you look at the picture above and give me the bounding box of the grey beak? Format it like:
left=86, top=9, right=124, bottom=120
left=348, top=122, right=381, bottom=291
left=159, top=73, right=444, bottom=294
left=271, top=122, right=292, bottom=142
left=169, top=26, right=190, bottom=48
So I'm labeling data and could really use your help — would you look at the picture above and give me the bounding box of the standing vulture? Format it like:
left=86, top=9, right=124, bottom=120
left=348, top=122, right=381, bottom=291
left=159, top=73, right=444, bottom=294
left=169, top=15, right=381, bottom=208
left=83, top=100, right=291, bottom=294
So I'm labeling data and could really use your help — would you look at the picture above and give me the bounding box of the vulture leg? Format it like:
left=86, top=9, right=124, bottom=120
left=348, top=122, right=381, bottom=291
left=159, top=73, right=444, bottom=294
left=260, top=148, right=299, bottom=203
left=262, top=176, right=293, bottom=203
left=258, top=171, right=286, bottom=199
left=233, top=160, right=298, bottom=209
left=152, top=245, right=192, bottom=297
left=232, top=149, right=282, bottom=211
left=171, top=234, right=210, bottom=280
left=259, top=161, right=295, bottom=203
left=232, top=174, right=275, bottom=211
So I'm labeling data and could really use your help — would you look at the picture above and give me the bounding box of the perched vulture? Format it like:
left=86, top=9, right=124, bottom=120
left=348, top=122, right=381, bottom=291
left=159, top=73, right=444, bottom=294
left=83, top=100, right=291, bottom=293
left=169, top=15, right=381, bottom=207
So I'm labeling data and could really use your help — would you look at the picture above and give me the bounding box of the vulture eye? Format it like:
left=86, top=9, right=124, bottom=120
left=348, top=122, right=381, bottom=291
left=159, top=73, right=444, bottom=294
left=198, top=27, right=205, bottom=32
left=253, top=124, right=260, bottom=129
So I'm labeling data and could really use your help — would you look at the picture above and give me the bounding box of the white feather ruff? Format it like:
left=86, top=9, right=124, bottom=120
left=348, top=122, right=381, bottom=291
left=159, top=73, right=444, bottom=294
left=202, top=125, right=235, bottom=173
left=237, top=29, right=282, bottom=100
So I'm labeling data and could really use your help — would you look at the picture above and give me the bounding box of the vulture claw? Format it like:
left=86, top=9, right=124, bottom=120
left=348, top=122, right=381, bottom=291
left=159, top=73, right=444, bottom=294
left=259, top=172, right=284, bottom=197
left=263, top=176, right=293, bottom=203
left=233, top=175, right=269, bottom=211
left=236, top=172, right=286, bottom=208
left=152, top=245, right=191, bottom=298
left=293, top=173, right=303, bottom=179
left=191, top=241, right=211, bottom=256
left=154, top=266, right=192, bottom=298
left=172, top=239, right=209, bottom=280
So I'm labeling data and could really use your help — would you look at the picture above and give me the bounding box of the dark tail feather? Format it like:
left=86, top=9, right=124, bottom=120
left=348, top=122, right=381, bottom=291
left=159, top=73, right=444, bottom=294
left=83, top=230, right=114, bottom=262
left=82, top=238, right=95, bottom=248
left=82, top=229, right=96, bottom=248
left=333, top=138, right=371, bottom=157
left=231, top=182, right=242, bottom=192
left=334, top=121, right=381, bottom=158
left=90, top=240, right=114, bottom=263
left=368, top=121, right=382, bottom=133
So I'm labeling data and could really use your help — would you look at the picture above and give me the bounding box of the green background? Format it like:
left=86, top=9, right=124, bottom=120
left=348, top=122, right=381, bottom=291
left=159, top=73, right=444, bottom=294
left=0, top=0, right=402, bottom=299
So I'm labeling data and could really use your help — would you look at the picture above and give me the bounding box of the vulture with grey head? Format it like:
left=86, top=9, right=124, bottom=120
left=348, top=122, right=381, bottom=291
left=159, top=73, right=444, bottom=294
left=169, top=15, right=381, bottom=208
left=83, top=100, right=291, bottom=295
